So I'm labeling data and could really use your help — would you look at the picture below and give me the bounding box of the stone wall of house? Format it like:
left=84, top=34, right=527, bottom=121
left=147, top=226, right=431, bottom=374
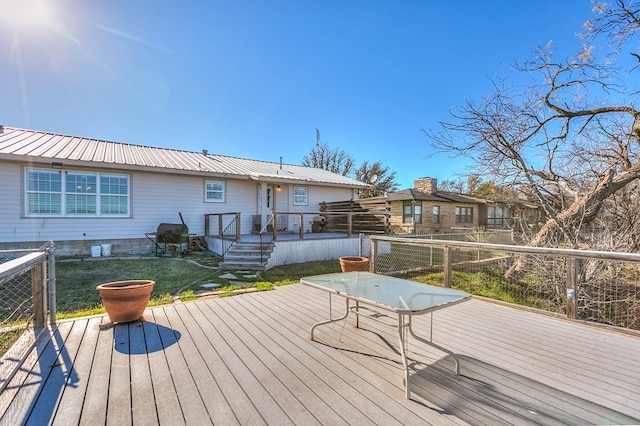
left=413, top=177, right=437, bottom=194
left=389, top=200, right=478, bottom=234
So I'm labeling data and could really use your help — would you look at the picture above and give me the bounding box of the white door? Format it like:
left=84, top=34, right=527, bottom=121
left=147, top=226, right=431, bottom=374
left=257, top=184, right=275, bottom=231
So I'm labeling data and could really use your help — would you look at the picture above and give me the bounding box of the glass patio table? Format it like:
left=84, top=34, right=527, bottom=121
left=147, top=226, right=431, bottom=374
left=300, top=271, right=470, bottom=399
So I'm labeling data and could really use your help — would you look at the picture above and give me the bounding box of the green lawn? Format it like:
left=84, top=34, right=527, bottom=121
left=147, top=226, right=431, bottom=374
left=55, top=255, right=341, bottom=319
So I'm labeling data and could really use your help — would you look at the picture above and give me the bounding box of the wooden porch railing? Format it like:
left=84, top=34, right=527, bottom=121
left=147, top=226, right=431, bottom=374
left=204, top=213, right=241, bottom=240
left=268, top=211, right=388, bottom=240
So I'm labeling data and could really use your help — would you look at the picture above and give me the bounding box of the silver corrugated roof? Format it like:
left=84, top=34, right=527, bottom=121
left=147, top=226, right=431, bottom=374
left=0, top=126, right=366, bottom=188
left=388, top=188, right=487, bottom=204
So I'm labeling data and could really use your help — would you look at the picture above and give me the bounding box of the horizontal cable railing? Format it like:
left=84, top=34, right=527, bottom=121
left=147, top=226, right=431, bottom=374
left=370, top=235, right=640, bottom=331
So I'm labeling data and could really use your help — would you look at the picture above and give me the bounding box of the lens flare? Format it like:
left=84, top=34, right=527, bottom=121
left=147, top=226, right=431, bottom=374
left=2, top=0, right=52, bottom=28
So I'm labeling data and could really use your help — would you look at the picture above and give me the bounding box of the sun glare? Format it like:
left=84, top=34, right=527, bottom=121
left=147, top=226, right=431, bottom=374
left=2, top=0, right=52, bottom=28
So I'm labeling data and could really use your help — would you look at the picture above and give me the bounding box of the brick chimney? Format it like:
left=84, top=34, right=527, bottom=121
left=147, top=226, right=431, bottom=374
left=414, top=177, right=437, bottom=194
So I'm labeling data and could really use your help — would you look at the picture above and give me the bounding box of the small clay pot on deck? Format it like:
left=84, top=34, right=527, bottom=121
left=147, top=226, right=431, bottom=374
left=339, top=256, right=369, bottom=272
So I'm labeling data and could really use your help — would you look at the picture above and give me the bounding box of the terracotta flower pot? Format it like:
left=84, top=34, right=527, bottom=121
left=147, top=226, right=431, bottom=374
left=96, top=280, right=155, bottom=323
left=339, top=256, right=369, bottom=272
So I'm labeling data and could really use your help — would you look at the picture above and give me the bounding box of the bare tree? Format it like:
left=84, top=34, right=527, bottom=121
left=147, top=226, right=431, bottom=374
left=427, top=1, right=640, bottom=256
left=438, top=174, right=506, bottom=195
left=301, top=130, right=355, bottom=176
left=354, top=160, right=399, bottom=198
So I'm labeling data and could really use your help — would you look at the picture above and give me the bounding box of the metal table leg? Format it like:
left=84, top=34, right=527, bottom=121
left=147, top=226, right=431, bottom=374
left=397, top=313, right=411, bottom=399
left=311, top=294, right=351, bottom=341
left=397, top=313, right=462, bottom=399
left=408, top=314, right=461, bottom=375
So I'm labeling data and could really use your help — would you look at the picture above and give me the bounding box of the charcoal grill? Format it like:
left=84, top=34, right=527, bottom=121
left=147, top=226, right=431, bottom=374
left=145, top=213, right=190, bottom=256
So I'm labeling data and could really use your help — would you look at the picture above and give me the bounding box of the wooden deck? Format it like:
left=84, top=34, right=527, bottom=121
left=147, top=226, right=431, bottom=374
left=1, top=283, right=639, bottom=425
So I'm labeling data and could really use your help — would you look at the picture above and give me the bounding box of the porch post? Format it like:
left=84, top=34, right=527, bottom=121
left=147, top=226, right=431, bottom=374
left=235, top=212, right=241, bottom=241
left=299, top=213, right=304, bottom=239
left=260, top=182, right=268, bottom=232
left=272, top=211, right=277, bottom=240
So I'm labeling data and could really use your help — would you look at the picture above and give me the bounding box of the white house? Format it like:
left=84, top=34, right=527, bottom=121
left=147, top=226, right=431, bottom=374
left=0, top=126, right=366, bottom=256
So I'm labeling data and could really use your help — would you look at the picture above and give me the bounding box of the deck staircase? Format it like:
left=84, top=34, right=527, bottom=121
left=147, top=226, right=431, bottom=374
left=219, top=241, right=274, bottom=271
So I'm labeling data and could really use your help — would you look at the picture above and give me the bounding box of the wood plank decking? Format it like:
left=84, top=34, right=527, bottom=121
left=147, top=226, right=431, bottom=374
left=1, top=283, right=639, bottom=425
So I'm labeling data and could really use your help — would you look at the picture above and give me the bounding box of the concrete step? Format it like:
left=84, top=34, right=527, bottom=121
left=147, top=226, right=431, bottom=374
left=221, top=241, right=273, bottom=271
left=219, top=260, right=267, bottom=271
left=224, top=249, right=272, bottom=258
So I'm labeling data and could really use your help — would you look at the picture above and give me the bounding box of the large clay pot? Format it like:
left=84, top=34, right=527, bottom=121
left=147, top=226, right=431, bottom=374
left=339, top=256, right=369, bottom=272
left=96, top=280, right=155, bottom=323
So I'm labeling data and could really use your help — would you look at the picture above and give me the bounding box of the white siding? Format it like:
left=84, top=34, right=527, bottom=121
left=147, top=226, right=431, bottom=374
left=1, top=161, right=359, bottom=244
left=0, top=163, right=23, bottom=241
left=279, top=184, right=356, bottom=232
left=0, top=163, right=262, bottom=243
left=265, top=238, right=361, bottom=269
left=225, top=180, right=260, bottom=235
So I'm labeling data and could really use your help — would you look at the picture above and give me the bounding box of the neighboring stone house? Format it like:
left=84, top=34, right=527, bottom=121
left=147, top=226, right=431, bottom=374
left=387, top=177, right=539, bottom=234
left=481, top=194, right=541, bottom=232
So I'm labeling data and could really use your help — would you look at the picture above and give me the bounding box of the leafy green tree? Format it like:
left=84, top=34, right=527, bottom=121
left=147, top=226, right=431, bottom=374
left=354, top=160, right=399, bottom=198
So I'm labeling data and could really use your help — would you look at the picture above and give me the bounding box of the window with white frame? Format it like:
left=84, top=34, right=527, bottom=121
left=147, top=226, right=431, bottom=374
left=26, top=169, right=62, bottom=215
left=25, top=168, right=129, bottom=217
left=293, top=186, right=308, bottom=205
left=101, top=174, right=130, bottom=215
left=65, top=171, right=97, bottom=214
left=205, top=180, right=225, bottom=202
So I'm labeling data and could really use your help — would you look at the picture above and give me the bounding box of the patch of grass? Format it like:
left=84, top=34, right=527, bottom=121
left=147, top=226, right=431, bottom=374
left=261, top=260, right=341, bottom=285
left=56, top=257, right=220, bottom=316
left=56, top=306, right=106, bottom=320
left=255, top=281, right=274, bottom=291
left=53, top=256, right=343, bottom=319
left=179, top=289, right=197, bottom=302
left=0, top=328, right=26, bottom=356
left=411, top=269, right=552, bottom=307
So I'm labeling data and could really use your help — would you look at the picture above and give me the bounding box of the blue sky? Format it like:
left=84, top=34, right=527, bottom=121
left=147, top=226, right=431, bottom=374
left=1, top=0, right=594, bottom=189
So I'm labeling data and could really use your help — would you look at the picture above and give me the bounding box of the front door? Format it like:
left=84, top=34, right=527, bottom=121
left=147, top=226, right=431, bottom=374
left=257, top=184, right=276, bottom=231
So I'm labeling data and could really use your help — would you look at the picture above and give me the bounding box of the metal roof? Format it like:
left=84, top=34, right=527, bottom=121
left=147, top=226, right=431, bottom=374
left=0, top=126, right=366, bottom=188
left=388, top=188, right=486, bottom=204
